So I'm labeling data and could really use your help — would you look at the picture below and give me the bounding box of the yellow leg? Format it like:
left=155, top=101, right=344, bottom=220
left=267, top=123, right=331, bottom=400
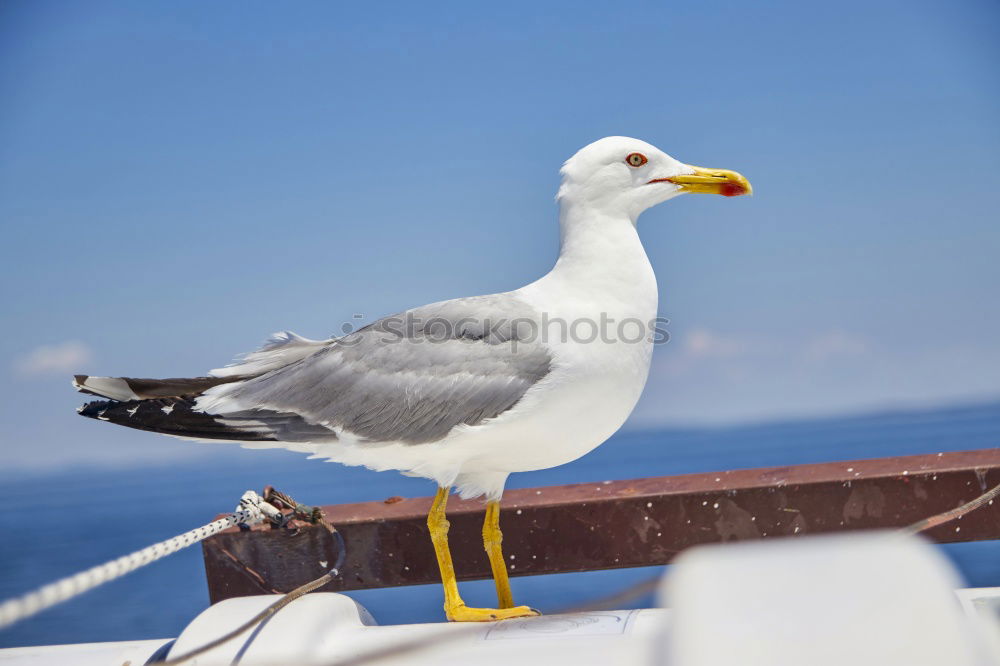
left=483, top=500, right=514, bottom=608
left=427, top=487, right=538, bottom=622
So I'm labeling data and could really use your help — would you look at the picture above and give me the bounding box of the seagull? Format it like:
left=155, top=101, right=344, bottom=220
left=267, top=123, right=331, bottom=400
left=73, top=136, right=750, bottom=622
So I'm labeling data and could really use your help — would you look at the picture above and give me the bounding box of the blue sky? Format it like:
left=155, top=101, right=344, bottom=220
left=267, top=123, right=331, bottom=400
left=1, top=0, right=998, bottom=469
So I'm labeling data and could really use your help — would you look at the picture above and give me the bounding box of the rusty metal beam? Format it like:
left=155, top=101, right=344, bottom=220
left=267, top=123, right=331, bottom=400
left=203, top=449, right=1000, bottom=604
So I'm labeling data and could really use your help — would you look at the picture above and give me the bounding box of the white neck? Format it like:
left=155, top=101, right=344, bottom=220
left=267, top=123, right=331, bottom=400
left=521, top=198, right=658, bottom=320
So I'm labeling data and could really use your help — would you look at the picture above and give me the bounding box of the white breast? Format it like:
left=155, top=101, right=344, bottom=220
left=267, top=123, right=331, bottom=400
left=456, top=212, right=659, bottom=474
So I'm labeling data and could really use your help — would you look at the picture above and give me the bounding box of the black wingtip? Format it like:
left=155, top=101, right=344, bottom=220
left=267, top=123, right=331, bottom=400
left=78, top=399, right=112, bottom=419
left=74, top=396, right=282, bottom=442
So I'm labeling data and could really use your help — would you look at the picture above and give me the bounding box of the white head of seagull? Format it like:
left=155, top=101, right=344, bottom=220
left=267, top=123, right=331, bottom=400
left=557, top=136, right=751, bottom=222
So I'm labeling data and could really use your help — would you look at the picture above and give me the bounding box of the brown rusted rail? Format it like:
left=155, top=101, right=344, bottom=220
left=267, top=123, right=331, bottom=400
left=203, top=449, right=1000, bottom=604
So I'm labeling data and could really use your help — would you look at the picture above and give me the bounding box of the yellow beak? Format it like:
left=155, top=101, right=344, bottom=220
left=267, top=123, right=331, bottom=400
left=656, top=166, right=752, bottom=197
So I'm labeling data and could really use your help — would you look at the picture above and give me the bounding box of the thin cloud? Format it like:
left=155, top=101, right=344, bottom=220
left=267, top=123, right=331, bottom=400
left=804, top=331, right=869, bottom=362
left=15, top=341, right=94, bottom=377
left=682, top=328, right=746, bottom=360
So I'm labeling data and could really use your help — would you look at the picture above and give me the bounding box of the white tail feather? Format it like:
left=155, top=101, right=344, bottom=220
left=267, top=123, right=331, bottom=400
left=72, top=376, right=140, bottom=401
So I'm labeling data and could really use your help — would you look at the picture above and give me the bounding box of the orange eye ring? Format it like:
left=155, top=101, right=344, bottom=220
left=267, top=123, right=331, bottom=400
left=626, top=153, right=648, bottom=167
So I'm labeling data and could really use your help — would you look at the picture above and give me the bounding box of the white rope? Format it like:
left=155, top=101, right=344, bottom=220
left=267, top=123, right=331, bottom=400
left=0, top=490, right=282, bottom=631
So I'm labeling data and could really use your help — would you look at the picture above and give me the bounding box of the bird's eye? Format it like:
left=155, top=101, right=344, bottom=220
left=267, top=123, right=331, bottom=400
left=626, top=153, right=648, bottom=167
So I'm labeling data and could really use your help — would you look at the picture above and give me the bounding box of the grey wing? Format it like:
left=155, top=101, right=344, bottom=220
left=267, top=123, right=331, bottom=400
left=197, top=294, right=552, bottom=444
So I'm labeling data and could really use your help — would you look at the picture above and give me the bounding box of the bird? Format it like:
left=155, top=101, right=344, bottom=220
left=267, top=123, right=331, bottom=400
left=73, top=136, right=750, bottom=622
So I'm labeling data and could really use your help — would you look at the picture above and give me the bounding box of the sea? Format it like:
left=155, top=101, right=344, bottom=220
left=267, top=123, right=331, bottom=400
left=2, top=401, right=999, bottom=649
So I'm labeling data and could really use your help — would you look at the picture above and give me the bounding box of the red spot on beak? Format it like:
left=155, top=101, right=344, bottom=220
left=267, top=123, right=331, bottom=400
left=720, top=182, right=747, bottom=197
